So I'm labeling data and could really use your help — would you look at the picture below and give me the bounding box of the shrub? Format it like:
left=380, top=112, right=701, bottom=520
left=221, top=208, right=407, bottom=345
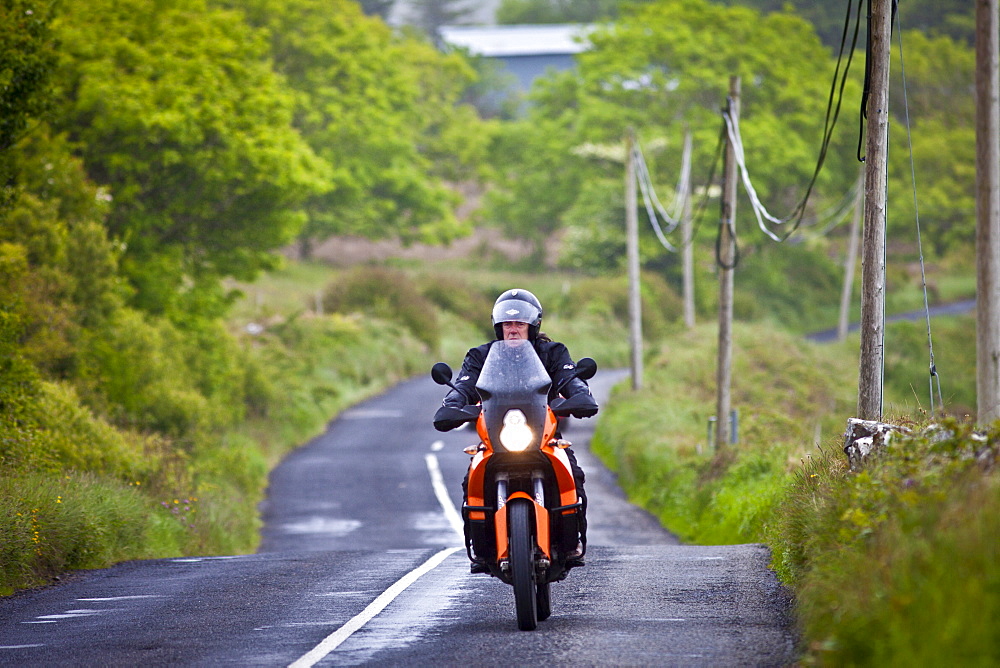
left=557, top=272, right=683, bottom=341
left=323, top=266, right=440, bottom=350
left=416, top=273, right=495, bottom=341
left=734, top=243, right=842, bottom=331
left=29, top=381, right=154, bottom=480
left=771, top=420, right=1000, bottom=665
left=0, top=473, right=158, bottom=593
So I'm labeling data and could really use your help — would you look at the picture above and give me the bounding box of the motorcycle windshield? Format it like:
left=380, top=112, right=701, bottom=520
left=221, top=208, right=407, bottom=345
left=476, top=340, right=552, bottom=452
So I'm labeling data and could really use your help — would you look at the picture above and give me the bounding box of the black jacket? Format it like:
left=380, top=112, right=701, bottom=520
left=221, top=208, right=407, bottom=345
left=443, top=339, right=591, bottom=408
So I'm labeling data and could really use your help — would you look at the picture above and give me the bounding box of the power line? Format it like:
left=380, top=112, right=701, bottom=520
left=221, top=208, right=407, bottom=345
left=633, top=141, right=683, bottom=251
left=720, top=0, right=865, bottom=243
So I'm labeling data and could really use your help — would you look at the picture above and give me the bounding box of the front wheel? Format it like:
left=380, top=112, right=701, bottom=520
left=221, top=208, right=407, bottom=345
left=508, top=499, right=538, bottom=631
left=536, top=580, right=551, bottom=621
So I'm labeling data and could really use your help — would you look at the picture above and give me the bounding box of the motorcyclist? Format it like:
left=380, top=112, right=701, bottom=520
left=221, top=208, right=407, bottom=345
left=433, top=288, right=598, bottom=568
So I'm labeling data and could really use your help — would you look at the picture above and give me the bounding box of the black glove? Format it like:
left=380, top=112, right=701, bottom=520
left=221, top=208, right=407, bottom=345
left=551, top=392, right=599, bottom=418
left=434, top=405, right=475, bottom=432
left=569, top=393, right=599, bottom=419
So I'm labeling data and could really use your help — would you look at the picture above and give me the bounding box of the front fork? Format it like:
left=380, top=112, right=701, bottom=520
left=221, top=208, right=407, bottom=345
left=497, top=472, right=551, bottom=574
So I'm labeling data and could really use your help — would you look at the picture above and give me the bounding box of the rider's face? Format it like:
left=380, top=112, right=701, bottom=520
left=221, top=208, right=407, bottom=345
left=503, top=321, right=529, bottom=340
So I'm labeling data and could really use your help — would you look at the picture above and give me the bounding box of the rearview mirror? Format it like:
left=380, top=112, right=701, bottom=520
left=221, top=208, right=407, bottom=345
left=431, top=362, right=454, bottom=386
left=575, top=357, right=597, bottom=381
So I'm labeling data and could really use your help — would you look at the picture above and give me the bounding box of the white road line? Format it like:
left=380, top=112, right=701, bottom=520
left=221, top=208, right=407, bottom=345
left=285, top=447, right=467, bottom=667
left=77, top=595, right=163, bottom=602
left=287, top=546, right=460, bottom=668
left=431, top=440, right=444, bottom=452
left=424, top=452, right=465, bottom=539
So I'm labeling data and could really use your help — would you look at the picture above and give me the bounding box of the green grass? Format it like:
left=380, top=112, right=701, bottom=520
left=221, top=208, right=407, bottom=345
left=0, top=472, right=181, bottom=594
left=592, top=312, right=994, bottom=664
left=591, top=322, right=858, bottom=544
left=770, top=421, right=1000, bottom=665
left=4, top=246, right=990, bottom=666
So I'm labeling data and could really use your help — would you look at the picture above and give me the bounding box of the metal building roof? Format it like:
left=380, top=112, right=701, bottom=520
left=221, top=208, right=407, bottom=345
left=439, top=24, right=592, bottom=57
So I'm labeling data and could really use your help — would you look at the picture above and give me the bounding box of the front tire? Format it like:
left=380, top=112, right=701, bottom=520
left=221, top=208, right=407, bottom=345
left=509, top=499, right=538, bottom=631
left=536, top=580, right=551, bottom=621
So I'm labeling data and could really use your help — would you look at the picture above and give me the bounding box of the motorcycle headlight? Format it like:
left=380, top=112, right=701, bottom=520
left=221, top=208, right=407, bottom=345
left=499, top=409, right=533, bottom=452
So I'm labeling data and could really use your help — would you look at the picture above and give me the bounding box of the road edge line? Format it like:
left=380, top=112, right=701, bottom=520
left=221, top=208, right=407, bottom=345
left=288, top=546, right=461, bottom=668
left=425, top=450, right=465, bottom=539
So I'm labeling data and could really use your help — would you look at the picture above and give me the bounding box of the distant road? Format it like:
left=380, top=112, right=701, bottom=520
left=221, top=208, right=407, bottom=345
left=0, top=369, right=796, bottom=666
left=806, top=298, right=976, bottom=343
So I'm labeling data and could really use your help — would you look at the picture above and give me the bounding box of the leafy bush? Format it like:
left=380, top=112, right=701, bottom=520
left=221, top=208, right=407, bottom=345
left=323, top=266, right=440, bottom=350
left=734, top=242, right=842, bottom=331
left=416, top=273, right=496, bottom=341
left=556, top=272, right=683, bottom=341
left=0, top=473, right=164, bottom=593
left=591, top=322, right=857, bottom=544
left=29, top=381, right=155, bottom=480
left=771, top=420, right=1000, bottom=665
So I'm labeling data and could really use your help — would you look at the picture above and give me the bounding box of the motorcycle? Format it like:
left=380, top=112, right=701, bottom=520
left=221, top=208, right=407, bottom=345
left=431, top=340, right=598, bottom=631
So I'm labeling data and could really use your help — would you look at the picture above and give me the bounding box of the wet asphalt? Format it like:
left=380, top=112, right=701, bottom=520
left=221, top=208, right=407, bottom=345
left=0, top=368, right=796, bottom=666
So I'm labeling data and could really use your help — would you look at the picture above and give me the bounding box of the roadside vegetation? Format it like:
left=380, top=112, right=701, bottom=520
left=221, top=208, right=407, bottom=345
left=3, top=0, right=993, bottom=663
left=591, top=308, right=996, bottom=663
left=0, top=0, right=491, bottom=592
left=591, top=309, right=993, bottom=663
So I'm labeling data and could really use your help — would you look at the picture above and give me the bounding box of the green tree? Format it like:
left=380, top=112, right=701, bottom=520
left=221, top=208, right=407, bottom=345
left=0, top=127, right=126, bottom=374
left=50, top=0, right=329, bottom=317
left=0, top=0, right=57, bottom=207
left=231, top=0, right=492, bottom=255
left=486, top=109, right=597, bottom=259
left=721, top=0, right=973, bottom=48
left=886, top=31, right=976, bottom=255
left=485, top=0, right=860, bottom=268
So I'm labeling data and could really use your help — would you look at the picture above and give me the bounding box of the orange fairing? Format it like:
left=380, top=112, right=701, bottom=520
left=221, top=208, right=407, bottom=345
left=540, top=408, right=578, bottom=508
left=466, top=413, right=490, bottom=521
left=541, top=435, right=580, bottom=510
left=541, top=406, right=559, bottom=444
left=496, top=492, right=551, bottom=560
left=466, top=455, right=489, bottom=522
left=477, top=411, right=489, bottom=445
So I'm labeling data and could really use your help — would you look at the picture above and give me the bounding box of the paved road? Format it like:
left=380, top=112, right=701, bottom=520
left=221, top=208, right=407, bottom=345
left=0, top=368, right=796, bottom=666
left=806, top=298, right=975, bottom=343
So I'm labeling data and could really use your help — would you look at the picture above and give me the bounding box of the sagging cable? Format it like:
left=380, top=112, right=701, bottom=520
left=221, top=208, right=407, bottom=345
left=633, top=143, right=686, bottom=252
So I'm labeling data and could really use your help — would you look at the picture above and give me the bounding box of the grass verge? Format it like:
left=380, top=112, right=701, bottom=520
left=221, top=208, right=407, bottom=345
left=771, top=420, right=999, bottom=664
left=1, top=262, right=638, bottom=593
left=593, top=316, right=996, bottom=663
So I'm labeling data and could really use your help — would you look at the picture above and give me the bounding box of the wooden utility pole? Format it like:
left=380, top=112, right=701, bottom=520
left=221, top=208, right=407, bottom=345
left=716, top=76, right=740, bottom=449
left=626, top=128, right=644, bottom=390
left=857, top=0, right=892, bottom=421
left=838, top=170, right=865, bottom=342
left=977, top=0, right=1000, bottom=424
left=681, top=129, right=696, bottom=330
